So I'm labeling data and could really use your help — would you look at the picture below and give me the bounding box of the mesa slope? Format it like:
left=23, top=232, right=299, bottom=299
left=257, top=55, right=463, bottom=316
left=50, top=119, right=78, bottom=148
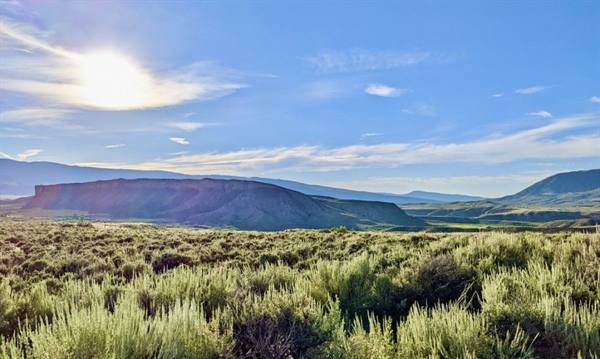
left=24, top=178, right=425, bottom=230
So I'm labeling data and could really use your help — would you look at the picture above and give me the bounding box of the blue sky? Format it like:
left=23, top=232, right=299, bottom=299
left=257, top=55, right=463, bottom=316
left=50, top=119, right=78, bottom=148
left=1, top=1, right=598, bottom=197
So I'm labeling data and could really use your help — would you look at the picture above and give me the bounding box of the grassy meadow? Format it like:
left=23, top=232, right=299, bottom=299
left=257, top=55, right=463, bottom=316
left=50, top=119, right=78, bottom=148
left=0, top=219, right=599, bottom=358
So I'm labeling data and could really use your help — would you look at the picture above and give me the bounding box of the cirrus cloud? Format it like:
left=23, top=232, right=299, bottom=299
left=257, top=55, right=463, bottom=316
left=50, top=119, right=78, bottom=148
left=515, top=85, right=549, bottom=95
left=0, top=107, right=75, bottom=125
left=527, top=111, right=553, bottom=118
left=305, top=49, right=432, bottom=73
left=81, top=113, right=597, bottom=176
left=402, top=103, right=437, bottom=116
left=165, top=122, right=213, bottom=132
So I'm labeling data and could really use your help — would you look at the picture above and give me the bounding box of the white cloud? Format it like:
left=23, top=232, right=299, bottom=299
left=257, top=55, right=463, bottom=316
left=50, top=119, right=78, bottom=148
left=81, top=113, right=598, bottom=176
left=0, top=17, right=245, bottom=111
left=515, top=85, right=548, bottom=95
left=527, top=111, right=553, bottom=118
left=491, top=93, right=504, bottom=98
left=305, top=49, right=432, bottom=73
left=0, top=152, right=15, bottom=160
left=165, top=122, right=210, bottom=132
left=17, top=149, right=43, bottom=160
left=590, top=96, right=600, bottom=103
left=169, top=137, right=190, bottom=145
left=104, top=144, right=126, bottom=149
left=402, top=103, right=437, bottom=116
left=365, top=84, right=409, bottom=97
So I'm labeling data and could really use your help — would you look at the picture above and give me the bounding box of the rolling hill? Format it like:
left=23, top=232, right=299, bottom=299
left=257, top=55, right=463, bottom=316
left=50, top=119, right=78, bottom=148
left=497, top=169, right=600, bottom=207
left=404, top=169, right=600, bottom=226
left=22, top=178, right=426, bottom=230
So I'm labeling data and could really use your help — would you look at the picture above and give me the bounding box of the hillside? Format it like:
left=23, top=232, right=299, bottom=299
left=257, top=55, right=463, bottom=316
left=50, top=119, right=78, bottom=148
left=497, top=169, right=600, bottom=207
left=403, top=169, right=600, bottom=227
left=22, top=178, right=425, bottom=230
left=403, top=201, right=593, bottom=225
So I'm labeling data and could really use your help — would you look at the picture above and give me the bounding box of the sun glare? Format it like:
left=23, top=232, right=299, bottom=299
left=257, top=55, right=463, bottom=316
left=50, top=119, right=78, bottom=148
left=79, top=53, right=150, bottom=109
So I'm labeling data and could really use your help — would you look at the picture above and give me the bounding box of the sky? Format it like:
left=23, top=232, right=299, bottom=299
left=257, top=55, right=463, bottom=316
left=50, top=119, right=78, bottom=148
left=0, top=1, right=599, bottom=197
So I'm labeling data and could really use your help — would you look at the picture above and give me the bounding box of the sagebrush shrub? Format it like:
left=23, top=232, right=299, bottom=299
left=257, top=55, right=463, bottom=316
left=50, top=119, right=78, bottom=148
left=233, top=306, right=323, bottom=358
left=415, top=254, right=481, bottom=310
left=1, top=221, right=599, bottom=358
left=152, top=252, right=195, bottom=273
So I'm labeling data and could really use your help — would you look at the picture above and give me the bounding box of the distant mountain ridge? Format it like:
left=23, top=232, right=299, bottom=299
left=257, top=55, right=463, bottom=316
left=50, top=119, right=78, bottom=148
left=404, top=190, right=483, bottom=202
left=497, top=169, right=600, bottom=207
left=404, top=169, right=600, bottom=226
left=0, top=159, right=477, bottom=203
left=23, top=178, right=426, bottom=230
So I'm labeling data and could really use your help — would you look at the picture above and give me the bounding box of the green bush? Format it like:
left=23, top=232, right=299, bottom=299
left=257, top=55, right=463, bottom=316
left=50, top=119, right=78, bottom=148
left=311, top=254, right=377, bottom=321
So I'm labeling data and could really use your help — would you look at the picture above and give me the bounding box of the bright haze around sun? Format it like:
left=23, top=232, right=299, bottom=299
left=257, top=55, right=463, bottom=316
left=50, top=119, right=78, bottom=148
left=78, top=53, right=151, bottom=110
left=0, top=1, right=598, bottom=197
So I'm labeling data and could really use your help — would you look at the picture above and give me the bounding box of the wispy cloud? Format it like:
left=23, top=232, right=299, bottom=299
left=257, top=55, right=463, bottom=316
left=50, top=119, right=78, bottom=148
left=527, top=110, right=553, bottom=118
left=365, top=84, right=410, bottom=97
left=402, top=103, right=437, bottom=116
left=104, top=144, right=126, bottom=149
left=515, top=85, right=549, bottom=95
left=0, top=16, right=245, bottom=111
left=0, top=108, right=75, bottom=125
left=304, top=80, right=358, bottom=100
left=590, top=96, right=600, bottom=103
left=491, top=93, right=504, bottom=98
left=305, top=49, right=432, bottom=73
left=169, top=137, right=190, bottom=145
left=17, top=149, right=43, bottom=160
left=359, top=132, right=384, bottom=140
left=165, top=122, right=212, bottom=132
left=81, top=113, right=597, bottom=176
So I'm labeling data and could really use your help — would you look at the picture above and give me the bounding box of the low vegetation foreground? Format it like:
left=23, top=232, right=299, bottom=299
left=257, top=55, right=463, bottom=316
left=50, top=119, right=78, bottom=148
left=0, top=219, right=599, bottom=358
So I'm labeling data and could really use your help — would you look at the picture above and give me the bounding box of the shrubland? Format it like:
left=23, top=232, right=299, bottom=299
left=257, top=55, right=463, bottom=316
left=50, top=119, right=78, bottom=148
left=0, top=219, right=598, bottom=358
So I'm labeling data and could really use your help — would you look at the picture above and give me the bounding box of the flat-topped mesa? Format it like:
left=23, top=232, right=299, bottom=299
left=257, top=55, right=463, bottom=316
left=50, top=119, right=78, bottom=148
left=24, top=178, right=425, bottom=230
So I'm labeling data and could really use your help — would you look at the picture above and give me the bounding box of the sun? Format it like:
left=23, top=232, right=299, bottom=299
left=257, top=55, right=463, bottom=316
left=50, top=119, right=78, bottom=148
left=78, top=53, right=150, bottom=109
